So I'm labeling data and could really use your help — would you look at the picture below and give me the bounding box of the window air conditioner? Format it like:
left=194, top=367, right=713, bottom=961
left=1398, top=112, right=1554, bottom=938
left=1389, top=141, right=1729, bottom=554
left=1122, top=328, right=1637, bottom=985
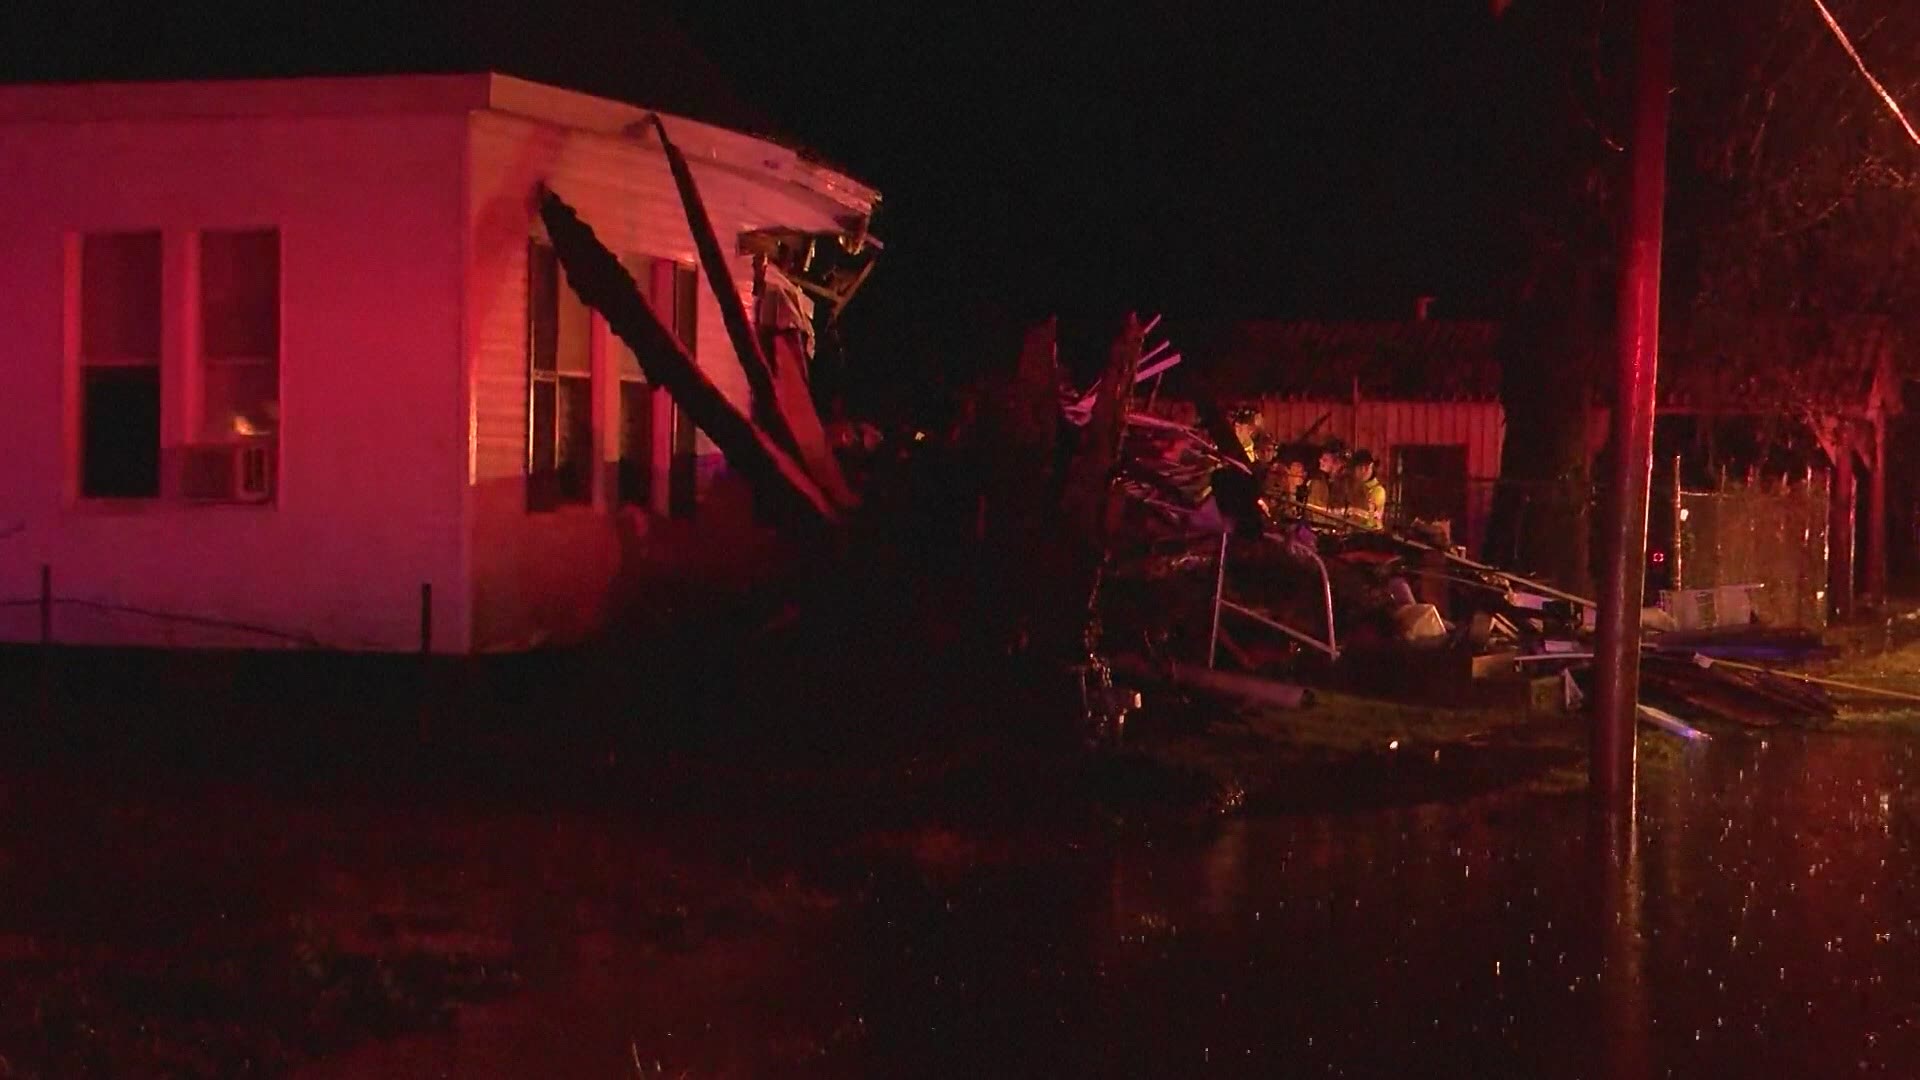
left=180, top=441, right=275, bottom=503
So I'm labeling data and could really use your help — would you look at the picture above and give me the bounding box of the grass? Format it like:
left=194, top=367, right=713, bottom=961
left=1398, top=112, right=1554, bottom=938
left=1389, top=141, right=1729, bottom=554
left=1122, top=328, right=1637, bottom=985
left=1121, top=678, right=1589, bottom=816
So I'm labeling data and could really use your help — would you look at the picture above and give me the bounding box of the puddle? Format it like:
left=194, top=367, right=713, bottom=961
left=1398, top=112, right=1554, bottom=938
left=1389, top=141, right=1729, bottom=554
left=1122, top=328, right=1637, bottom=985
left=286, top=726, right=1920, bottom=1076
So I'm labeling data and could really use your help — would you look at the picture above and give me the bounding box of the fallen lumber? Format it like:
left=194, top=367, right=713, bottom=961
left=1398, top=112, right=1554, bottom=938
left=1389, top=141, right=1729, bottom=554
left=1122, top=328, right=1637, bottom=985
left=1676, top=654, right=1920, bottom=707
left=1292, top=499, right=1593, bottom=607
left=1716, top=665, right=1836, bottom=719
left=647, top=114, right=860, bottom=513
left=1639, top=654, right=1828, bottom=726
left=536, top=187, right=839, bottom=527
left=1637, top=704, right=1711, bottom=741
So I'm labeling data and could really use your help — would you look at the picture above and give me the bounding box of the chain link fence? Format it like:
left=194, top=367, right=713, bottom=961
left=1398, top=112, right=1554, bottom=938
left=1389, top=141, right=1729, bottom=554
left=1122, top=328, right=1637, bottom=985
left=1672, top=475, right=1830, bottom=631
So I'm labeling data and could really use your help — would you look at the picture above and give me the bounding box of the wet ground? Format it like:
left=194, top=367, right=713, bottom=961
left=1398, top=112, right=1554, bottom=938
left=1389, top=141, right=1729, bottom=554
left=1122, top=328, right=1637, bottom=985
left=4, top=637, right=1920, bottom=1076
left=279, top=723, right=1920, bottom=1078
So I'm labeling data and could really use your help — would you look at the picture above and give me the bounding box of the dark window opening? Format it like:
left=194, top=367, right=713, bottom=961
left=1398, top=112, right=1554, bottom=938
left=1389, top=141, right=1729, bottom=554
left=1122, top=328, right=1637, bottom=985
left=80, top=231, right=162, bottom=498
left=527, top=240, right=593, bottom=511
left=81, top=367, right=161, bottom=497
left=618, top=380, right=655, bottom=507
left=615, top=255, right=699, bottom=514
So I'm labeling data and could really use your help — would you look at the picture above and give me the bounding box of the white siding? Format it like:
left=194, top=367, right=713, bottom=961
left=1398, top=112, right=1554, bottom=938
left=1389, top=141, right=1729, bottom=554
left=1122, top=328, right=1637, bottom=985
left=0, top=112, right=470, bottom=651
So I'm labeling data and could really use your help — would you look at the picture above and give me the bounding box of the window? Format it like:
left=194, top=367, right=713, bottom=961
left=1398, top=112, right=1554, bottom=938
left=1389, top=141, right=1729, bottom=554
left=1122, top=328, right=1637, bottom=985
left=615, top=256, right=700, bottom=510
left=199, top=229, right=280, bottom=443
left=527, top=240, right=593, bottom=510
left=187, top=229, right=282, bottom=503
left=80, top=231, right=163, bottom=497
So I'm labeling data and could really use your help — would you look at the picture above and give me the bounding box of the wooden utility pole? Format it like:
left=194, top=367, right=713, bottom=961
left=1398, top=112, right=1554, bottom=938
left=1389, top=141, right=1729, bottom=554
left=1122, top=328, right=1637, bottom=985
left=1831, top=435, right=1857, bottom=619
left=1592, top=0, right=1673, bottom=808
left=1868, top=412, right=1888, bottom=605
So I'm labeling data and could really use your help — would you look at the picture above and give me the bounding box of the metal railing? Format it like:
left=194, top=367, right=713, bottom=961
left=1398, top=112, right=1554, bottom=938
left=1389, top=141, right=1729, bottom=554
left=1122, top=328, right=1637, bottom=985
left=1206, top=529, right=1340, bottom=667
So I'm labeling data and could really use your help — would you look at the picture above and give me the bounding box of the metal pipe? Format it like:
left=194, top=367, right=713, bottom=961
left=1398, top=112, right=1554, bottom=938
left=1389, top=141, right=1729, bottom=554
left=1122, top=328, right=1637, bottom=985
left=1220, top=600, right=1340, bottom=660
left=1592, top=0, right=1672, bottom=808
left=1312, top=546, right=1339, bottom=659
left=1208, top=530, right=1228, bottom=669
left=419, top=582, right=433, bottom=655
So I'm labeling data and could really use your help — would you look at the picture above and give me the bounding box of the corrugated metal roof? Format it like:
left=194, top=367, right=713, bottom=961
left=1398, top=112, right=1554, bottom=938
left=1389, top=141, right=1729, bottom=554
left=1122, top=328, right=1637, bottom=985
left=1210, top=320, right=1503, bottom=401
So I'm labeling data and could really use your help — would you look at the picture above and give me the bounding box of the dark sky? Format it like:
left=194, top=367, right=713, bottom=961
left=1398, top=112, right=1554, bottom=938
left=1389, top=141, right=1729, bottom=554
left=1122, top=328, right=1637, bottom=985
left=666, top=4, right=1511, bottom=323
left=3, top=2, right=1515, bottom=351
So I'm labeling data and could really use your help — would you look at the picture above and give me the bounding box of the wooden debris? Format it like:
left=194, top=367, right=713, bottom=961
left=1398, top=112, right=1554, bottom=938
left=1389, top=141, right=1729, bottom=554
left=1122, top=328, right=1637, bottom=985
left=1638, top=703, right=1710, bottom=741
left=535, top=188, right=838, bottom=528
left=646, top=114, right=860, bottom=513
left=1679, top=654, right=1920, bottom=707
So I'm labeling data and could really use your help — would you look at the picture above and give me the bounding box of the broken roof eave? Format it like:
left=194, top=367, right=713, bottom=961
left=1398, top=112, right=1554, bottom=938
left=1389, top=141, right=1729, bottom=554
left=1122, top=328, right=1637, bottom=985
left=484, top=74, right=879, bottom=219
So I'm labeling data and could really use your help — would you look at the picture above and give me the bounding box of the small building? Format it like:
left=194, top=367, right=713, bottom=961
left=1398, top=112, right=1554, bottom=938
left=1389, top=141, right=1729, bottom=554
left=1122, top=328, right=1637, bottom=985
left=0, top=74, right=880, bottom=652
left=1205, top=316, right=1506, bottom=550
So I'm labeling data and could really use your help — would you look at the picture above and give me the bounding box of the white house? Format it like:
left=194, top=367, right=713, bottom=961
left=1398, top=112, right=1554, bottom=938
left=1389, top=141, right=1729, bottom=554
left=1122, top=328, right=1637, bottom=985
left=0, top=73, right=880, bottom=653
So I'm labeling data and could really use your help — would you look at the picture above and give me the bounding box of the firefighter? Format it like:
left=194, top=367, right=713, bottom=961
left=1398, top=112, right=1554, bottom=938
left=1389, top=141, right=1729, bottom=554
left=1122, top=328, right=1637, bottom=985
left=1347, top=448, right=1388, bottom=530
left=1264, top=453, right=1312, bottom=523
left=1229, top=406, right=1262, bottom=461
left=1305, top=439, right=1349, bottom=522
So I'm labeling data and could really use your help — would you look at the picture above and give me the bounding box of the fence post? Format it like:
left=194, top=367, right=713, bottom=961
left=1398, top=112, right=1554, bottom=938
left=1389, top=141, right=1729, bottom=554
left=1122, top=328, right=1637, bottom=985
left=1670, top=456, right=1684, bottom=592
left=419, top=582, right=433, bottom=655
left=417, top=582, right=433, bottom=744
left=36, top=564, right=52, bottom=723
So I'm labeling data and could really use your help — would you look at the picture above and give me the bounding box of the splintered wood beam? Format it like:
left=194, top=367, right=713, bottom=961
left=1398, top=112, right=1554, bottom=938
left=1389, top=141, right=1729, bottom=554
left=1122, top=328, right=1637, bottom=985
left=1134, top=352, right=1182, bottom=383
left=1063, top=315, right=1145, bottom=546
left=824, top=259, right=877, bottom=325
left=536, top=186, right=838, bottom=527
left=647, top=115, right=860, bottom=512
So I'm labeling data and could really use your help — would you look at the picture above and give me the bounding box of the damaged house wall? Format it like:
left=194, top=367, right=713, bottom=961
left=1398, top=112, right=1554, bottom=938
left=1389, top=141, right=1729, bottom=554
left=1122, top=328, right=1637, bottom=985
left=0, top=74, right=878, bottom=655
left=463, top=78, right=878, bottom=650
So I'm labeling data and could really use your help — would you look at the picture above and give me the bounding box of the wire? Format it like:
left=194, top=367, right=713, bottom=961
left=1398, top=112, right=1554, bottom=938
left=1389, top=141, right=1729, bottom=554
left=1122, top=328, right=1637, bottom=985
left=0, top=595, right=319, bottom=645
left=1811, top=0, right=1920, bottom=149
left=56, top=597, right=319, bottom=645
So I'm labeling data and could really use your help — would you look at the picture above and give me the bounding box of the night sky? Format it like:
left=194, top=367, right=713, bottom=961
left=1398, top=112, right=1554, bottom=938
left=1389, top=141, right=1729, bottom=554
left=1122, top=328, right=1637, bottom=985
left=4, top=2, right=1516, bottom=355
left=673, top=4, right=1507, bottom=310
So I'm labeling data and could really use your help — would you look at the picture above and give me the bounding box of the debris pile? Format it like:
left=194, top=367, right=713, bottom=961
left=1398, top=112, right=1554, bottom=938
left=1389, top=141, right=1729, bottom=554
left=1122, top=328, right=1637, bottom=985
left=530, top=124, right=1885, bottom=745
left=1083, top=352, right=1903, bottom=738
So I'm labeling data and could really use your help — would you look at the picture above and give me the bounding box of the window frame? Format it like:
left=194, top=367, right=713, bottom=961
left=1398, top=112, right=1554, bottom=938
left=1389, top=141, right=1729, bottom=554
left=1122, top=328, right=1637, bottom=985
left=194, top=227, right=283, bottom=505
left=76, top=230, right=165, bottom=501
left=613, top=255, right=700, bottom=514
left=526, top=238, right=595, bottom=512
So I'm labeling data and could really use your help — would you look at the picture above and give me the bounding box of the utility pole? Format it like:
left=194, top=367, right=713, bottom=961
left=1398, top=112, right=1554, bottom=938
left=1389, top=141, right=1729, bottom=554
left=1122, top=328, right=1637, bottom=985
left=1592, top=0, right=1672, bottom=808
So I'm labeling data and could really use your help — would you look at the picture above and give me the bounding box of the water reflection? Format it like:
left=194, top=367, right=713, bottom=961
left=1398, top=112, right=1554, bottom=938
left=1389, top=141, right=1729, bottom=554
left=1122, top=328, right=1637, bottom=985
left=1097, top=728, right=1920, bottom=1076
left=1597, top=799, right=1647, bottom=1080
left=306, top=727, right=1920, bottom=1075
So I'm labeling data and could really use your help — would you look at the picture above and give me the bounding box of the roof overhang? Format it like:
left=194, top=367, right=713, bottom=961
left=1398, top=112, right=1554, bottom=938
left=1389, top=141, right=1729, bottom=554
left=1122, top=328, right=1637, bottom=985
left=0, top=72, right=881, bottom=219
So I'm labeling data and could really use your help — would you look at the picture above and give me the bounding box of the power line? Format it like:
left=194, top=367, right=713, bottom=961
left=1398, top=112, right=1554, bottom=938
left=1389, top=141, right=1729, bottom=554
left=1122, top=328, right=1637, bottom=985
left=1811, top=0, right=1920, bottom=149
